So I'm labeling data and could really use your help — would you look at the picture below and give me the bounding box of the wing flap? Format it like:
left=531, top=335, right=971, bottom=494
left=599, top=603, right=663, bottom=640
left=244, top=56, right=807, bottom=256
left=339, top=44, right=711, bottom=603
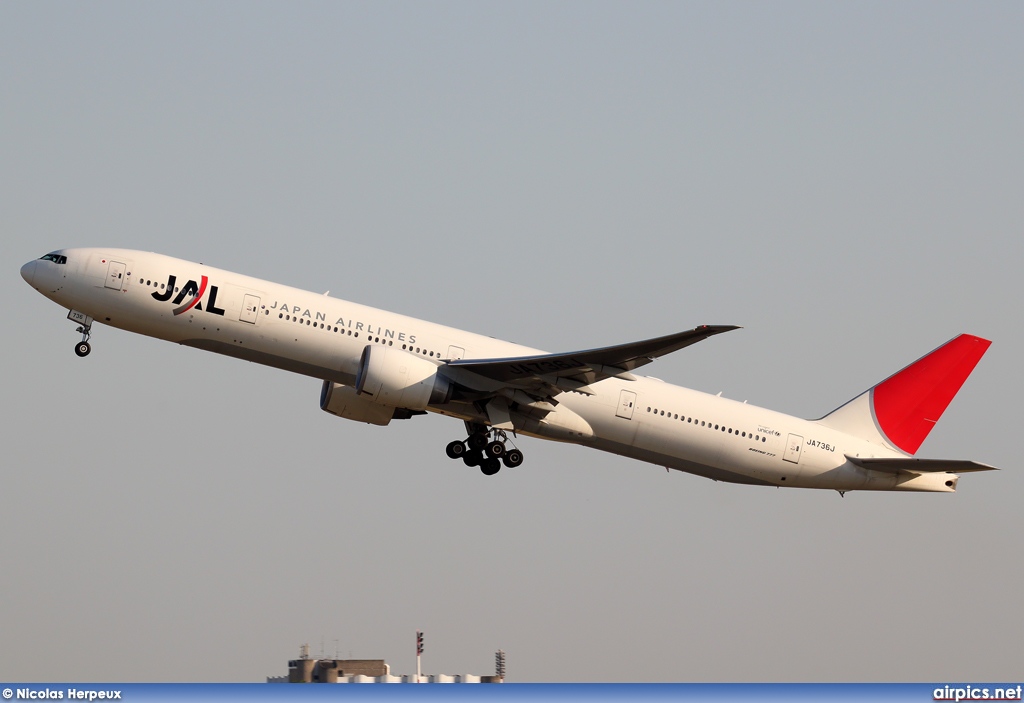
left=847, top=456, right=999, bottom=474
left=446, top=325, right=738, bottom=391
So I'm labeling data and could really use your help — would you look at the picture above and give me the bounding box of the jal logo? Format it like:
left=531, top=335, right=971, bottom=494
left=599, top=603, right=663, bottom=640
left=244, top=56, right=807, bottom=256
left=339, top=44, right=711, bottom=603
left=151, top=274, right=225, bottom=316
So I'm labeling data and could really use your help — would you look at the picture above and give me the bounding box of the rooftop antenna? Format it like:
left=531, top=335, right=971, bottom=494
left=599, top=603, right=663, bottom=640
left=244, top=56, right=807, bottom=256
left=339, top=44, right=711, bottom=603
left=416, top=630, right=424, bottom=683
left=496, top=650, right=506, bottom=681
left=300, top=643, right=310, bottom=660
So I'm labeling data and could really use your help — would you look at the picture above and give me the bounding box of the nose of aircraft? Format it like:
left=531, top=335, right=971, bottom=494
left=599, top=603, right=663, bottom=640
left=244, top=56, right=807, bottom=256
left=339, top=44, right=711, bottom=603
left=20, top=259, right=38, bottom=286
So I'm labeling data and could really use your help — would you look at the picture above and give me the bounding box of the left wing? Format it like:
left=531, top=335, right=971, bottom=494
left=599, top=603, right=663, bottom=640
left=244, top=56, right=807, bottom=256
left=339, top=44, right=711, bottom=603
left=444, top=325, right=738, bottom=398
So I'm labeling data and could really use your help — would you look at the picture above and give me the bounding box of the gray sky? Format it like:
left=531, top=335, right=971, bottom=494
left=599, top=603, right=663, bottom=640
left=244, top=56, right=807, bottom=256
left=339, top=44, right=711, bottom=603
left=2, top=0, right=1022, bottom=683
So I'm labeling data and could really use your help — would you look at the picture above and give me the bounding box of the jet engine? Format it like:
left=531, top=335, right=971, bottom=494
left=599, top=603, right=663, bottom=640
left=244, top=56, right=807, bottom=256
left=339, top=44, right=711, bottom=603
left=355, top=345, right=453, bottom=410
left=320, top=381, right=396, bottom=426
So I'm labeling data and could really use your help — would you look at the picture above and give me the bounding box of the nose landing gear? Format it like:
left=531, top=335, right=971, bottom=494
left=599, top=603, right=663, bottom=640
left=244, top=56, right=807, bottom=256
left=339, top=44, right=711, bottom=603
left=74, top=323, right=93, bottom=357
left=444, top=426, right=524, bottom=475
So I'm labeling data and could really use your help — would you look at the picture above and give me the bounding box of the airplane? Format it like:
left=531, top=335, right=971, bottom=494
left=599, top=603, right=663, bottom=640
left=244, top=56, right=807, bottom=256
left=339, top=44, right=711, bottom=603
left=21, top=248, right=999, bottom=494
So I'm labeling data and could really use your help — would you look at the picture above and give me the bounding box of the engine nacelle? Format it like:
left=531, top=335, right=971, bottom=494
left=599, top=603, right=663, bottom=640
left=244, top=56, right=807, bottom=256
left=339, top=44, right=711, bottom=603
left=355, top=345, right=453, bottom=410
left=320, top=381, right=395, bottom=426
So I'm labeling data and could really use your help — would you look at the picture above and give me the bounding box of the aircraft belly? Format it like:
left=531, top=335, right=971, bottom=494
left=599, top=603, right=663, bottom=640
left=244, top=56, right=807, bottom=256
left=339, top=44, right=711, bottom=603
left=637, top=418, right=725, bottom=470
left=180, top=338, right=357, bottom=385
left=588, top=436, right=774, bottom=486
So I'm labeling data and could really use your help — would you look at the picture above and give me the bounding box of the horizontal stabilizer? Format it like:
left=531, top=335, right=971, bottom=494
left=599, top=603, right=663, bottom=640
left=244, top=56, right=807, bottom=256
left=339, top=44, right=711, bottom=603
left=847, top=455, right=999, bottom=474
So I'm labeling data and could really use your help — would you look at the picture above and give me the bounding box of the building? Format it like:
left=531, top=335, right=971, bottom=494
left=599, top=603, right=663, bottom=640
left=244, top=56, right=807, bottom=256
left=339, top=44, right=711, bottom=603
left=266, top=645, right=505, bottom=684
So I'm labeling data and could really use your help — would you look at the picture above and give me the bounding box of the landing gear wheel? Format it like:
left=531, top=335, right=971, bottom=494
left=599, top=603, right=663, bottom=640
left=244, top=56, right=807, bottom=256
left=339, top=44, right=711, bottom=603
left=446, top=440, right=467, bottom=459
left=502, top=449, right=524, bottom=468
left=485, top=440, right=505, bottom=458
left=468, top=433, right=489, bottom=451
left=73, top=322, right=93, bottom=357
left=480, top=457, right=501, bottom=476
left=462, top=451, right=482, bottom=467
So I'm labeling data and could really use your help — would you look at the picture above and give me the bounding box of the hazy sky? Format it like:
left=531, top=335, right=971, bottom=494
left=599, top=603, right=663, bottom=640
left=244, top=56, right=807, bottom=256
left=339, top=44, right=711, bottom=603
left=3, top=1, right=1022, bottom=683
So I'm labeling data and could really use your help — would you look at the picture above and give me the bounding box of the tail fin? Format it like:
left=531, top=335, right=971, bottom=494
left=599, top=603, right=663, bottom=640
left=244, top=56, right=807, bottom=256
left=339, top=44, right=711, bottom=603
left=816, top=334, right=991, bottom=455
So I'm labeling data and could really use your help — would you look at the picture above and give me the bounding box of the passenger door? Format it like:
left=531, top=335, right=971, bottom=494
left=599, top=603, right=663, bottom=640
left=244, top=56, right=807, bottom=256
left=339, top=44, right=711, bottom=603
left=105, top=261, right=126, bottom=291
left=783, top=434, right=803, bottom=464
left=240, top=294, right=261, bottom=324
left=616, top=389, right=637, bottom=420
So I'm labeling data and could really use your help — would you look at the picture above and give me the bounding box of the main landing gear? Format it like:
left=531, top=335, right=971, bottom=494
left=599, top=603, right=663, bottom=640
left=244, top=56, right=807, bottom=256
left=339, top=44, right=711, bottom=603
left=445, top=425, right=524, bottom=476
left=74, top=321, right=93, bottom=357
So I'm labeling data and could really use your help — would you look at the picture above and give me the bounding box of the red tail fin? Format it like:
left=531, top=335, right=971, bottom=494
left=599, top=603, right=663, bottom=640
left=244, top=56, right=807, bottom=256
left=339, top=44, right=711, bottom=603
left=817, top=334, right=991, bottom=454
left=872, top=334, right=991, bottom=454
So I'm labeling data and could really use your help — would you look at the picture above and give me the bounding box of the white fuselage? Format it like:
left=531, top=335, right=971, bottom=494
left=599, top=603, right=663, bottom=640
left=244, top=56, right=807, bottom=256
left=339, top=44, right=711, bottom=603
left=22, top=248, right=944, bottom=492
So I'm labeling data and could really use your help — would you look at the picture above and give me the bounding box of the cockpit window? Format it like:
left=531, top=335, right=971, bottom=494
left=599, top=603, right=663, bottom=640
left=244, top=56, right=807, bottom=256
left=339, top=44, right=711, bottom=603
left=39, top=253, right=67, bottom=265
